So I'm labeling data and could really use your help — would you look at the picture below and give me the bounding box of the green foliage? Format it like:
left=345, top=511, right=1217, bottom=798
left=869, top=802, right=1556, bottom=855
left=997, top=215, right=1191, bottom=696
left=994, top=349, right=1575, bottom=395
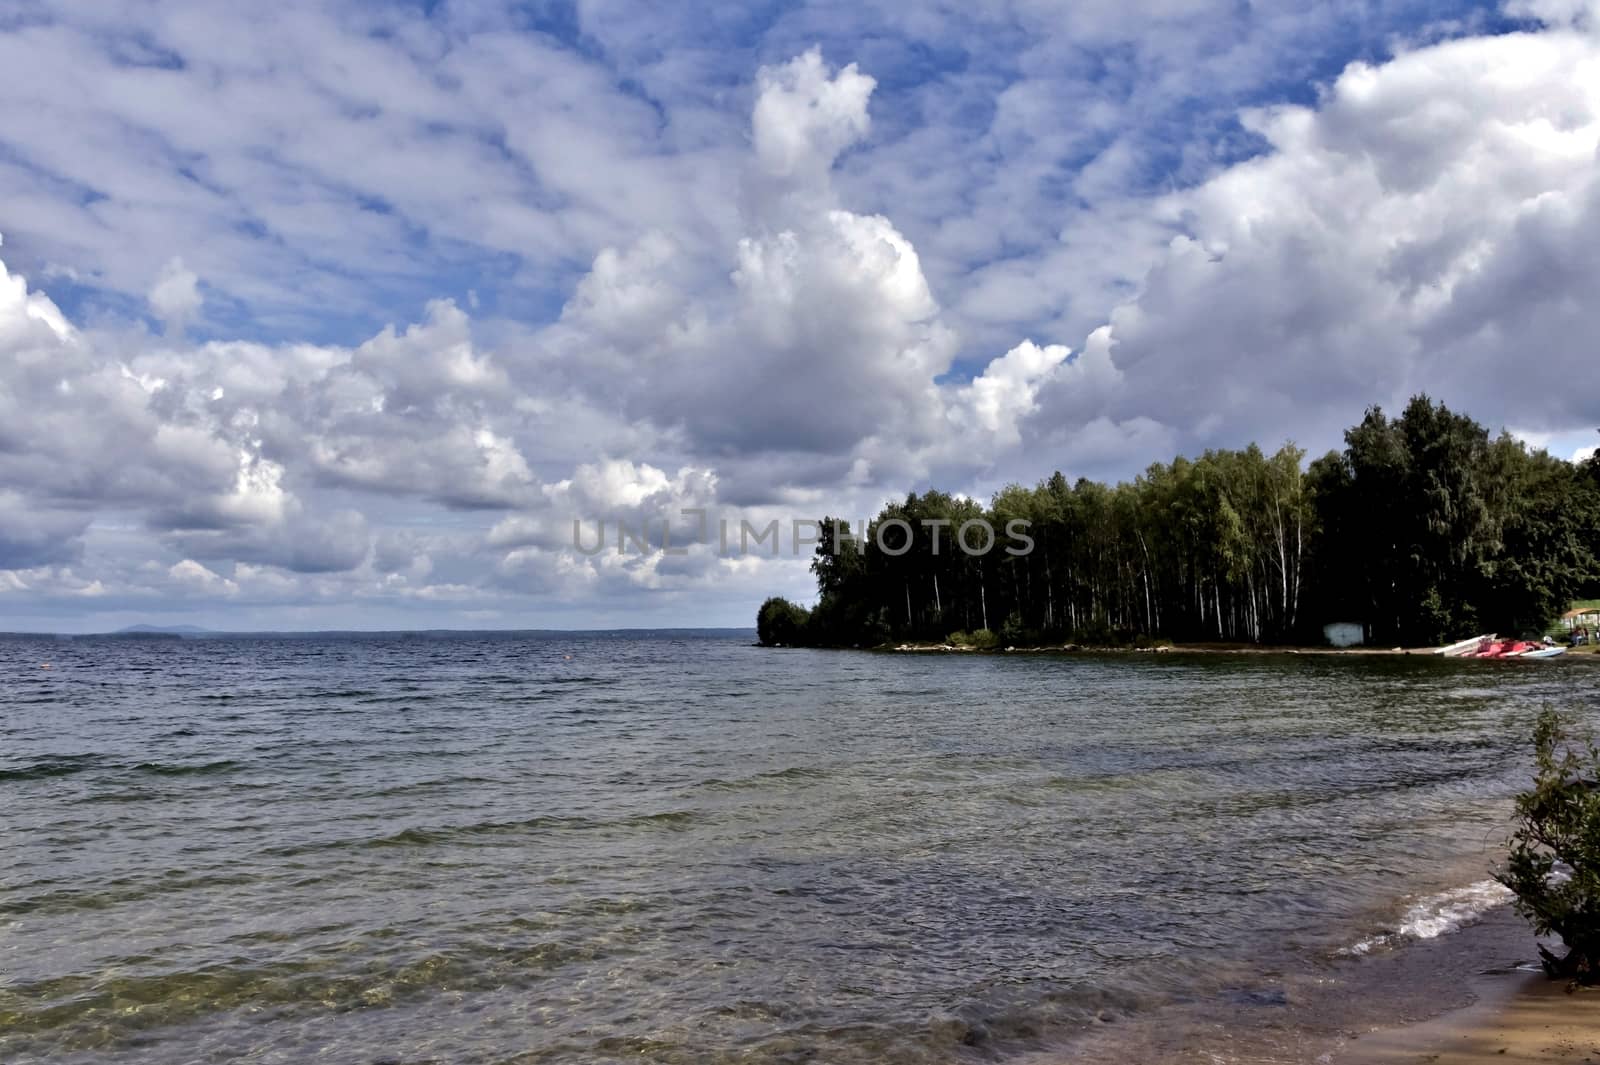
left=966, top=628, right=999, bottom=650
left=755, top=597, right=811, bottom=647
left=1480, top=444, right=1600, bottom=634
left=1497, top=710, right=1600, bottom=983
left=1308, top=399, right=1600, bottom=643
left=998, top=612, right=1037, bottom=647
left=758, top=399, right=1600, bottom=648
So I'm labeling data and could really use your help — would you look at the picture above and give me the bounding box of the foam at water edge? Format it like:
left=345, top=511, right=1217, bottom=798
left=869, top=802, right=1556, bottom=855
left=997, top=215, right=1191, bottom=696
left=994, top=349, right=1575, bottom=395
left=1342, top=880, right=1513, bottom=956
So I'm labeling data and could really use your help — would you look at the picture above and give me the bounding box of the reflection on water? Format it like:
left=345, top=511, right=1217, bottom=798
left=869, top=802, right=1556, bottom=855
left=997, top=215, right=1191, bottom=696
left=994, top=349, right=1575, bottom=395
left=0, top=634, right=1590, bottom=1063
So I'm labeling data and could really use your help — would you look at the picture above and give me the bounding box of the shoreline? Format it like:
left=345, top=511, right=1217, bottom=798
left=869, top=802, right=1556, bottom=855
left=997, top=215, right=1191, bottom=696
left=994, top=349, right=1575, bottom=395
left=1028, top=891, right=1599, bottom=1064
left=1341, top=971, right=1600, bottom=1064
left=874, top=641, right=1600, bottom=658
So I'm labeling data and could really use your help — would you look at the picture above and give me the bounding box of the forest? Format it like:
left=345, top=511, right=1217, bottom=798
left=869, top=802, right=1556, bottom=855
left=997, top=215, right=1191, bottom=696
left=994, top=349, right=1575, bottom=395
left=757, top=396, right=1600, bottom=649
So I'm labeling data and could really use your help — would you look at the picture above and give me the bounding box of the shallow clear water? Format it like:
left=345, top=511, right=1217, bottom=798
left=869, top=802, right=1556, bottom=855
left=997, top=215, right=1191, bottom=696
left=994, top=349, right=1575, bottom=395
left=0, top=633, right=1593, bottom=1064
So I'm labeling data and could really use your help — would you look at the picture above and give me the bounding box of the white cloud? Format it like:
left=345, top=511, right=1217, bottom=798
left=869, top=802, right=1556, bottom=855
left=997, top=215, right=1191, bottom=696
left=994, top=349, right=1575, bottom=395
left=167, top=558, right=238, bottom=596
left=1506, top=0, right=1600, bottom=29
left=4, top=10, right=1600, bottom=628
left=954, top=340, right=1073, bottom=444
left=752, top=48, right=875, bottom=184
left=148, top=257, right=202, bottom=336
left=540, top=50, right=1055, bottom=487
left=1026, top=25, right=1600, bottom=462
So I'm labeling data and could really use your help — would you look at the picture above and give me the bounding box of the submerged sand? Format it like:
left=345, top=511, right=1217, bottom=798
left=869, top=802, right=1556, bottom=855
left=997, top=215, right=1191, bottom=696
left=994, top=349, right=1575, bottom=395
left=1019, top=901, right=1600, bottom=1064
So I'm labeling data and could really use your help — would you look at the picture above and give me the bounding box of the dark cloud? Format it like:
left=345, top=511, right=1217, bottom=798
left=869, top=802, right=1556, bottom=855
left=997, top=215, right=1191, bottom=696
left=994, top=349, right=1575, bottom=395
left=162, top=510, right=370, bottom=574
left=0, top=499, right=88, bottom=569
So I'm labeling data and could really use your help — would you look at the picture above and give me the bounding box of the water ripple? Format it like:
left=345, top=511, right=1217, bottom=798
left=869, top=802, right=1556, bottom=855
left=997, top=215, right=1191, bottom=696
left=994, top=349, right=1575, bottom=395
left=0, top=632, right=1588, bottom=1065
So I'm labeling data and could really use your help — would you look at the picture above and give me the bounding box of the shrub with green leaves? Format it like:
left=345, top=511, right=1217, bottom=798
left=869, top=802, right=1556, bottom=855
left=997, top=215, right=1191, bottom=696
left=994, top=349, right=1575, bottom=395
left=756, top=597, right=811, bottom=647
left=966, top=628, right=1000, bottom=650
left=1497, top=709, right=1600, bottom=983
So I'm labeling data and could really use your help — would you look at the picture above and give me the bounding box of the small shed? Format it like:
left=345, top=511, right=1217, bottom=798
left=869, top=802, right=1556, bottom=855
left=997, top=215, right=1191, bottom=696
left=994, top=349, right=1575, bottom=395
left=1323, top=621, right=1365, bottom=648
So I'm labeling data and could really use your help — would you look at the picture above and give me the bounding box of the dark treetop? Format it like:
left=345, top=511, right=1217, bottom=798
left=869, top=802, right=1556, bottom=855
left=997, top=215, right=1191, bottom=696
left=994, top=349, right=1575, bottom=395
left=760, top=396, right=1600, bottom=648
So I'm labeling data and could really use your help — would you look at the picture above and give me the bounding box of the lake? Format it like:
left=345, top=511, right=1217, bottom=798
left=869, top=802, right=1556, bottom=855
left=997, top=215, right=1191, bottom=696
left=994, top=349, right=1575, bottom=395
left=1, top=632, right=1591, bottom=1063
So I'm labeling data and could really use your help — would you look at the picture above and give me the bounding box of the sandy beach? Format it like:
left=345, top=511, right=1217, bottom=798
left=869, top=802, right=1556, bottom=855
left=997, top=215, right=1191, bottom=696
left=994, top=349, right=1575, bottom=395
left=1032, top=897, right=1600, bottom=1064
left=1344, top=975, right=1600, bottom=1064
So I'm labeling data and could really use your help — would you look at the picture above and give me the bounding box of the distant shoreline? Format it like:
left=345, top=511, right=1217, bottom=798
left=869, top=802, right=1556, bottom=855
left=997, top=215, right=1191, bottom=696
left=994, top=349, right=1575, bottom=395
left=867, top=641, right=1600, bottom=659
left=0, top=626, right=759, bottom=639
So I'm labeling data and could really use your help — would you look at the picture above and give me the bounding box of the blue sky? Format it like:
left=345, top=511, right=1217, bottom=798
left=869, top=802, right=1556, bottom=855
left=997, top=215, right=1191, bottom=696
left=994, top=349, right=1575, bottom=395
left=2, top=0, right=1518, bottom=349
left=1, top=0, right=1597, bottom=630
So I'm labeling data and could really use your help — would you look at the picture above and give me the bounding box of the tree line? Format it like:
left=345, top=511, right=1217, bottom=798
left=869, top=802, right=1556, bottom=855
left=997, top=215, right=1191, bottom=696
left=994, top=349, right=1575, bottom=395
left=757, top=396, right=1600, bottom=648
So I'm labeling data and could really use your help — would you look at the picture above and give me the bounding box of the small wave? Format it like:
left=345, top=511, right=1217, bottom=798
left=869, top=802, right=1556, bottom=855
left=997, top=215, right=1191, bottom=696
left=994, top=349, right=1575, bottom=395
left=129, top=759, right=241, bottom=777
left=363, top=775, right=502, bottom=798
left=267, top=809, right=701, bottom=856
left=758, top=765, right=828, bottom=782
left=1342, top=879, right=1512, bottom=956
left=78, top=788, right=161, bottom=804
left=0, top=938, right=610, bottom=1039
left=0, top=755, right=101, bottom=782
left=698, top=766, right=830, bottom=791
left=0, top=871, right=259, bottom=917
left=539, top=675, right=623, bottom=687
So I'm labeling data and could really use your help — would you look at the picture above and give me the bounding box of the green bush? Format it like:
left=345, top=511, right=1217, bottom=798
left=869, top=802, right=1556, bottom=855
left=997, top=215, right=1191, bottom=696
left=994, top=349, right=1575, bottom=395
left=998, top=612, right=1041, bottom=647
left=966, top=628, right=1000, bottom=650
left=1497, top=709, right=1600, bottom=983
left=756, top=596, right=811, bottom=647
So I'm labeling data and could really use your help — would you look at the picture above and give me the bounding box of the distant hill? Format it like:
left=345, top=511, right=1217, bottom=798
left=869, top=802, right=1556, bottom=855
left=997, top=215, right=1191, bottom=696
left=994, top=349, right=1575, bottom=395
left=112, top=624, right=214, bottom=636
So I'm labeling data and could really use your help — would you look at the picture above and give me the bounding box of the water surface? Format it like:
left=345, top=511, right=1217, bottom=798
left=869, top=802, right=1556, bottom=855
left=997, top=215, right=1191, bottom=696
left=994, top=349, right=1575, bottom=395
left=1, top=633, right=1592, bottom=1063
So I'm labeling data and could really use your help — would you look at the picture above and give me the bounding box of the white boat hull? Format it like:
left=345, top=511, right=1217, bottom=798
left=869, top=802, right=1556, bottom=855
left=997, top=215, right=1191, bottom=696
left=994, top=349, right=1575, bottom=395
left=1435, top=634, right=1494, bottom=656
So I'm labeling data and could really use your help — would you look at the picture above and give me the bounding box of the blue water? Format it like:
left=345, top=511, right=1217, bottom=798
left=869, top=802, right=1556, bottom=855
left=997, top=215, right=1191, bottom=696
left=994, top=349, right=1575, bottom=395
left=0, top=633, right=1591, bottom=1064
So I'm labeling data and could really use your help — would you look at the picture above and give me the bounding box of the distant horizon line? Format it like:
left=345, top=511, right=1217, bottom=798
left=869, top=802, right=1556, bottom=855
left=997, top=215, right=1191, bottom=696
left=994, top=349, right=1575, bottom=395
left=1, top=624, right=759, bottom=638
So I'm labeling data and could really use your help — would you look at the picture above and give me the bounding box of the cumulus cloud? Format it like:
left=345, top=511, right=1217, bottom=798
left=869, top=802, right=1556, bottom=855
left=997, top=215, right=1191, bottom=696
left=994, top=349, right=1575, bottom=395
left=540, top=49, right=1055, bottom=487
left=0, top=244, right=497, bottom=599
left=4, top=9, right=1600, bottom=628
left=753, top=49, right=875, bottom=179
left=148, top=258, right=201, bottom=336
left=167, top=558, right=238, bottom=597
left=1026, top=24, right=1600, bottom=461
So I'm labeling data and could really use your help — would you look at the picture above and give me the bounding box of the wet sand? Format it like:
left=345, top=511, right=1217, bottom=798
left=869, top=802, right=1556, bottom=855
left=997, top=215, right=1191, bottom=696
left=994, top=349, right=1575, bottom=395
left=1344, top=975, right=1600, bottom=1064
left=1028, top=903, right=1599, bottom=1064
